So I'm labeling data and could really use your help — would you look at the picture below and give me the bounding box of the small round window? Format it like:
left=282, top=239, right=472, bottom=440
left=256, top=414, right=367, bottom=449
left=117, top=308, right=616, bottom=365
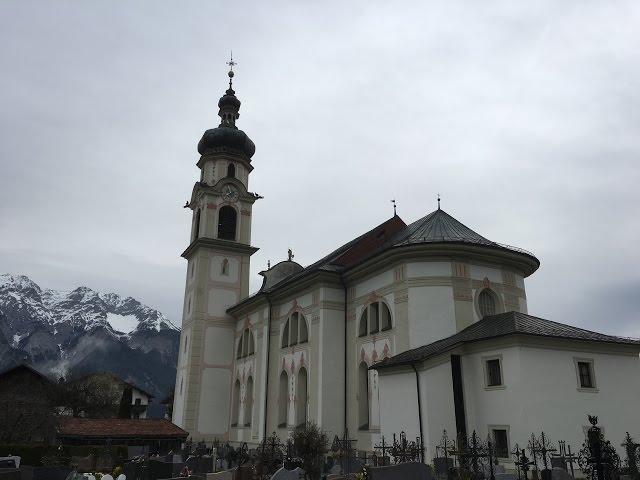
left=478, top=289, right=497, bottom=318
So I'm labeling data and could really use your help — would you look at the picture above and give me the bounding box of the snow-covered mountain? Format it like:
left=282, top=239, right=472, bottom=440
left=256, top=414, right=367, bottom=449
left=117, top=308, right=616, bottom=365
left=0, top=274, right=180, bottom=398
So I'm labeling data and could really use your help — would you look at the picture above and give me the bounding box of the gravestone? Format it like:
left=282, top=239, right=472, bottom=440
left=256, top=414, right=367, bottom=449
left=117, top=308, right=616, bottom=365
left=433, top=457, right=453, bottom=478
left=270, top=466, right=305, bottom=480
left=102, top=475, right=114, bottom=480
left=368, top=461, right=433, bottom=480
left=551, top=467, right=573, bottom=480
left=550, top=458, right=566, bottom=470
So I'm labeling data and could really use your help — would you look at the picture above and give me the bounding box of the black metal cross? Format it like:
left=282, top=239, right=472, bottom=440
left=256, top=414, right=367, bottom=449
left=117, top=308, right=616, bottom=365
left=374, top=435, right=391, bottom=466
left=537, top=432, right=558, bottom=471
left=515, top=448, right=535, bottom=480
left=331, top=429, right=358, bottom=475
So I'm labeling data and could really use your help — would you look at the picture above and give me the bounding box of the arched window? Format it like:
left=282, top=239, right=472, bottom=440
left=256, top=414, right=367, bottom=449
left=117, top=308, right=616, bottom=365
left=244, top=376, right=253, bottom=427
left=217, top=206, right=237, bottom=241
left=248, top=332, right=255, bottom=355
left=281, top=321, right=289, bottom=348
left=278, top=371, right=288, bottom=427
left=478, top=289, right=497, bottom=318
left=358, top=301, right=392, bottom=337
left=281, top=312, right=309, bottom=348
left=358, top=309, right=368, bottom=337
left=237, top=328, right=255, bottom=359
left=232, top=379, right=241, bottom=427
left=193, top=209, right=201, bottom=241
left=358, top=362, right=369, bottom=430
left=236, top=336, right=243, bottom=359
left=290, top=313, right=299, bottom=346
left=296, top=368, right=308, bottom=426
left=221, top=258, right=229, bottom=276
left=227, top=163, right=236, bottom=178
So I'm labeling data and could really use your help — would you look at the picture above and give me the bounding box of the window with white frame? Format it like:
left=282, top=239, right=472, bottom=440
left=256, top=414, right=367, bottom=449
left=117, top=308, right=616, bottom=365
left=491, top=427, right=509, bottom=458
left=575, top=359, right=596, bottom=390
left=358, top=301, right=392, bottom=337
left=484, top=357, right=503, bottom=387
left=281, top=312, right=308, bottom=348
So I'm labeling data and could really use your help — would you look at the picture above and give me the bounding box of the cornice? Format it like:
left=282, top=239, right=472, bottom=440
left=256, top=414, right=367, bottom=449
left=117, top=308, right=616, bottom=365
left=196, top=151, right=254, bottom=172
left=181, top=237, right=259, bottom=259
left=343, top=243, right=539, bottom=283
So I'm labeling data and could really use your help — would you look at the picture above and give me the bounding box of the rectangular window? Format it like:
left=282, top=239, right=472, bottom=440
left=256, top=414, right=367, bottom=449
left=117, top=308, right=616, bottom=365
left=492, top=429, right=509, bottom=458
left=578, top=361, right=594, bottom=388
left=486, top=359, right=502, bottom=387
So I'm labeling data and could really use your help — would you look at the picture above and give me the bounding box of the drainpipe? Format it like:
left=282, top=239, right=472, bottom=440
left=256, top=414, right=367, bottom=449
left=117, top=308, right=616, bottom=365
left=340, top=277, right=348, bottom=435
left=263, top=295, right=272, bottom=439
left=411, top=363, right=425, bottom=463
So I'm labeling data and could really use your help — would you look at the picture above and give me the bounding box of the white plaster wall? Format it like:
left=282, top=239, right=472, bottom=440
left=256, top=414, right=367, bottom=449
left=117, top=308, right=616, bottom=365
left=198, top=368, right=232, bottom=434
left=210, top=256, right=240, bottom=283
left=408, top=286, right=456, bottom=348
left=204, top=326, right=235, bottom=364
left=355, top=270, right=394, bottom=298
left=407, top=261, right=451, bottom=277
left=515, top=274, right=525, bottom=289
left=323, top=287, right=344, bottom=303
left=518, top=297, right=528, bottom=314
left=421, top=361, right=457, bottom=458
left=469, top=264, right=502, bottom=283
left=462, top=345, right=640, bottom=457
left=379, top=371, right=420, bottom=441
left=207, top=289, right=238, bottom=317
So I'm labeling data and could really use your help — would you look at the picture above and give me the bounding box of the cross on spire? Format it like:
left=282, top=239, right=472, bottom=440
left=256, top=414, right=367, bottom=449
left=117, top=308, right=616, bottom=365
left=391, top=199, right=397, bottom=216
left=226, top=51, right=236, bottom=89
left=437, top=193, right=441, bottom=210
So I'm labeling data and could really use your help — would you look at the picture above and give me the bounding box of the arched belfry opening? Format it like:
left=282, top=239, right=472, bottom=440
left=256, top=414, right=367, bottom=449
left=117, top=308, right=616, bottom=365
left=193, top=209, right=201, bottom=241
left=227, top=163, right=236, bottom=178
left=218, top=206, right=237, bottom=240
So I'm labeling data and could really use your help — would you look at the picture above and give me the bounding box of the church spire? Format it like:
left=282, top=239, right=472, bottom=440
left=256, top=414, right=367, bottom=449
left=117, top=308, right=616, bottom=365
left=218, top=53, right=241, bottom=128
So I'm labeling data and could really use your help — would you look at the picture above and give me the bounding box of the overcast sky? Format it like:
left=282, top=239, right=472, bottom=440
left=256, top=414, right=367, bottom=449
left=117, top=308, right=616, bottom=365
left=1, top=1, right=638, bottom=337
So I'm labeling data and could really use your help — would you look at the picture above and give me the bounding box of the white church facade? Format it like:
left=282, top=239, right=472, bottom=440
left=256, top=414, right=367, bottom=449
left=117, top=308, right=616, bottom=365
left=171, top=67, right=640, bottom=457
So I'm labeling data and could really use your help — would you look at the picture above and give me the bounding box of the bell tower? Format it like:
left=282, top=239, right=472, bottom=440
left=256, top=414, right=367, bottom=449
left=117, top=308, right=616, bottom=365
left=173, top=59, right=260, bottom=440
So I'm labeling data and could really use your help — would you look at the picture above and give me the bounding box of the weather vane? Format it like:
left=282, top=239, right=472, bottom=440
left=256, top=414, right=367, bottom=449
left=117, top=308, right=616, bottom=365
left=391, top=199, right=397, bottom=216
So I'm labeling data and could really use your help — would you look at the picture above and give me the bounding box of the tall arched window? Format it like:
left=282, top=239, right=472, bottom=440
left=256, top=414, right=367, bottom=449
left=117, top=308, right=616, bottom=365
left=193, top=209, right=201, bottom=241
left=217, top=206, right=237, bottom=241
left=358, top=362, right=369, bottom=430
left=244, top=376, right=253, bottom=427
left=236, top=328, right=255, bottom=359
left=358, top=301, right=392, bottom=337
left=281, top=312, right=309, bottom=348
left=478, top=289, right=497, bottom=318
left=278, top=371, right=288, bottom=427
left=231, top=379, right=241, bottom=427
left=296, top=368, right=308, bottom=426
left=227, top=163, right=236, bottom=178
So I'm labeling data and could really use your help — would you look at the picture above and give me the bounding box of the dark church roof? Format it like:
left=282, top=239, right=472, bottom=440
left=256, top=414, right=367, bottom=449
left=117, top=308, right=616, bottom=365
left=373, top=311, right=640, bottom=370
left=396, top=208, right=495, bottom=246
left=229, top=209, right=539, bottom=313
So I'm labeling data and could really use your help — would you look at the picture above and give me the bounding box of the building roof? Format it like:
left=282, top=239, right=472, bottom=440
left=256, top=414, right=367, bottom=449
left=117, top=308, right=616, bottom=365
left=0, top=363, right=53, bottom=384
left=373, top=311, right=640, bottom=370
left=229, top=209, right=538, bottom=314
left=57, top=418, right=188, bottom=439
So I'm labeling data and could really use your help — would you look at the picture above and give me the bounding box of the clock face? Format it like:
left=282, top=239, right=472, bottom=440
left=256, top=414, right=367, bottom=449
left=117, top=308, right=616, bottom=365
left=222, top=184, right=239, bottom=203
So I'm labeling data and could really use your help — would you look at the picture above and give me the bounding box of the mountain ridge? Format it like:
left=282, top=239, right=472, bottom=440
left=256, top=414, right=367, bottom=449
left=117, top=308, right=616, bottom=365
left=0, top=273, right=180, bottom=398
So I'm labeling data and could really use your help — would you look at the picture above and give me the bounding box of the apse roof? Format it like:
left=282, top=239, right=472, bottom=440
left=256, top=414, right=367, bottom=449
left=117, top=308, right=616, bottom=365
left=372, top=311, right=640, bottom=370
left=228, top=209, right=538, bottom=312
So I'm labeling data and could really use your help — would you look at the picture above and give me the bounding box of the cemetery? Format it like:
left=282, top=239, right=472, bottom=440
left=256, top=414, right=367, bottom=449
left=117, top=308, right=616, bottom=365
left=1, top=416, right=639, bottom=480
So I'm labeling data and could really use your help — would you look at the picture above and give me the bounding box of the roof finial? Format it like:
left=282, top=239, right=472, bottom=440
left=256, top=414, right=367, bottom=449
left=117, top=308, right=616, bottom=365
left=226, top=51, right=236, bottom=90
left=437, top=194, right=441, bottom=210
left=288, top=249, right=294, bottom=261
left=391, top=199, right=397, bottom=216
left=267, top=259, right=271, bottom=269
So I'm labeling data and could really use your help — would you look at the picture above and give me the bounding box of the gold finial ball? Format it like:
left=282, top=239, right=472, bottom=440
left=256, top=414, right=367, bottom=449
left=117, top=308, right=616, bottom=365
left=228, top=70, right=234, bottom=78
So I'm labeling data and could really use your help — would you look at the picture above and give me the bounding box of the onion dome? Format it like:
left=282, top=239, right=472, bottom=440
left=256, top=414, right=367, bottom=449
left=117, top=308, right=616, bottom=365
left=197, top=62, right=255, bottom=159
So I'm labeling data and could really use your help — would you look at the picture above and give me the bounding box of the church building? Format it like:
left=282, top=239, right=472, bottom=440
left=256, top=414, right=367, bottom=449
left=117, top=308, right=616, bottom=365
left=171, top=65, right=640, bottom=457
